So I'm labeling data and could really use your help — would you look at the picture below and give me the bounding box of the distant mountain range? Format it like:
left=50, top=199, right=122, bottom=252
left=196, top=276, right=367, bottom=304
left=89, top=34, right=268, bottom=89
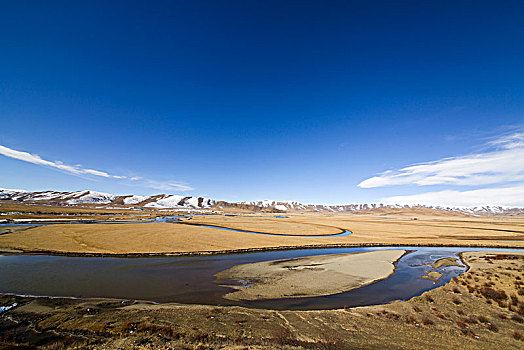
left=1, top=188, right=523, bottom=216
left=0, top=188, right=215, bottom=209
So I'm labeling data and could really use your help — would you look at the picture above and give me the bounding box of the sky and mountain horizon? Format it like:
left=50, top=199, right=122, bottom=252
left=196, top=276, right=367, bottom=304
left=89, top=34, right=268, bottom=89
left=1, top=1, right=523, bottom=206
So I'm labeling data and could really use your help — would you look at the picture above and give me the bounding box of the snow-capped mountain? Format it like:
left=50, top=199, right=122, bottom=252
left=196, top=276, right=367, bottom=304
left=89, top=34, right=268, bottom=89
left=0, top=189, right=215, bottom=209
left=242, top=200, right=308, bottom=211
left=241, top=200, right=524, bottom=216
left=1, top=188, right=523, bottom=216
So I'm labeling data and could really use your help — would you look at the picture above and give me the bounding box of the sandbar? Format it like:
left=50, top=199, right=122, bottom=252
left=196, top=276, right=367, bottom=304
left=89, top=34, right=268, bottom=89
left=216, top=249, right=405, bottom=300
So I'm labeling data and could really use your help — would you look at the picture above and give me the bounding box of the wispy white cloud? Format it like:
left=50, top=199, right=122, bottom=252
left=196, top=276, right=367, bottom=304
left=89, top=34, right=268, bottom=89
left=358, top=132, right=524, bottom=188
left=382, top=185, right=524, bottom=207
left=144, top=180, right=193, bottom=192
left=0, top=144, right=193, bottom=192
left=0, top=145, right=123, bottom=178
left=487, top=132, right=524, bottom=149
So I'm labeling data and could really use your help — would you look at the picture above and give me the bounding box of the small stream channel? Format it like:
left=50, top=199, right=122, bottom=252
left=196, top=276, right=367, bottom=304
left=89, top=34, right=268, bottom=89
left=0, top=215, right=352, bottom=237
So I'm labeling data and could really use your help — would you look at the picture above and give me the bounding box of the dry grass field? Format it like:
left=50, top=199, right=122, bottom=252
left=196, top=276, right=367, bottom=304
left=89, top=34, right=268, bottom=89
left=190, top=213, right=524, bottom=247
left=182, top=214, right=345, bottom=235
left=1, top=207, right=523, bottom=255
left=0, top=222, right=356, bottom=255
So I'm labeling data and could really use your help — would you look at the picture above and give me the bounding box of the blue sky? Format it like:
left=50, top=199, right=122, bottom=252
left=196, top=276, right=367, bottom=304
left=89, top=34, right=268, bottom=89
left=1, top=1, right=523, bottom=206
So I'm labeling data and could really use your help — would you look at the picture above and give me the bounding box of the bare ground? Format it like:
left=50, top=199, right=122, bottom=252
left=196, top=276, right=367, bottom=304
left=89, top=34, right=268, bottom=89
left=217, top=250, right=405, bottom=300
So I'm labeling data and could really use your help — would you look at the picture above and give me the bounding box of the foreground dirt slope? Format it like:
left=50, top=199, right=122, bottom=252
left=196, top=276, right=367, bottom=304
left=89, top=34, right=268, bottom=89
left=1, top=252, right=523, bottom=349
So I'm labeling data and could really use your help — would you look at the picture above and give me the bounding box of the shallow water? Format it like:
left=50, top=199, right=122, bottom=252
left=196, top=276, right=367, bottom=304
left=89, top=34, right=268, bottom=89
left=0, top=215, right=187, bottom=226
left=1, top=246, right=523, bottom=310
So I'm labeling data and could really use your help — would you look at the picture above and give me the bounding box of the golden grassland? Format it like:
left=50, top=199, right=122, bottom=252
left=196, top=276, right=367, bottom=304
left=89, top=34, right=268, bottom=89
left=1, top=209, right=523, bottom=255
left=0, top=222, right=351, bottom=255
left=182, top=215, right=345, bottom=235
left=1, top=251, right=523, bottom=349
left=190, top=212, right=524, bottom=245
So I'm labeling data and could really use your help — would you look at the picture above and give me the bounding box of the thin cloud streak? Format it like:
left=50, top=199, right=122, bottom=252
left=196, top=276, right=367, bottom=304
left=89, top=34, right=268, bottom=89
left=0, top=145, right=121, bottom=178
left=0, top=144, right=193, bottom=192
left=381, top=185, right=524, bottom=207
left=358, top=133, right=524, bottom=188
left=144, top=180, right=194, bottom=192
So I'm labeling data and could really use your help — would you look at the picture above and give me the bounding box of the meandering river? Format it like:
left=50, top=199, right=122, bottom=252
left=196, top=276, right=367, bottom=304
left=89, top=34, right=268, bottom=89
left=1, top=246, right=523, bottom=310
left=1, top=216, right=522, bottom=309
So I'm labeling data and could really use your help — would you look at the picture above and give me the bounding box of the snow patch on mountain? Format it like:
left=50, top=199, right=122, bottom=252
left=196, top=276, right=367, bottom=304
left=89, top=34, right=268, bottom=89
left=67, top=191, right=116, bottom=204
left=144, top=195, right=215, bottom=209
left=185, top=197, right=200, bottom=208
left=123, top=195, right=151, bottom=205
left=0, top=188, right=28, bottom=200
left=0, top=188, right=28, bottom=194
left=144, top=195, right=186, bottom=208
